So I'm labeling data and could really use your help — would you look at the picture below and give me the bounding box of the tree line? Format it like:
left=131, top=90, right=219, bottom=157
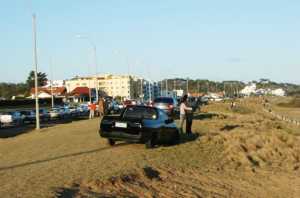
left=159, top=78, right=300, bottom=96
left=0, top=71, right=48, bottom=99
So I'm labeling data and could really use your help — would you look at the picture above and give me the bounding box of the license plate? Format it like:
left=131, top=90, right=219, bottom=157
left=115, top=122, right=127, bottom=128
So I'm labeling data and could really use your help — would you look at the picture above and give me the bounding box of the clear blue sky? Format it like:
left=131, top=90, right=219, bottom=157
left=1, top=0, right=300, bottom=84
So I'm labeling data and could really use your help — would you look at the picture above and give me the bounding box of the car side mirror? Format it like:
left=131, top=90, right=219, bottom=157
left=165, top=118, right=174, bottom=124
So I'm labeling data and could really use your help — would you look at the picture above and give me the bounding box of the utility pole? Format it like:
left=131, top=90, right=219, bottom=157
left=160, top=81, right=163, bottom=96
left=140, top=78, right=143, bottom=102
left=92, top=45, right=99, bottom=102
left=230, top=83, right=233, bottom=98
left=165, top=79, right=168, bottom=96
left=89, top=77, right=92, bottom=103
left=148, top=81, right=152, bottom=102
left=49, top=57, right=54, bottom=108
left=207, top=81, right=209, bottom=93
left=76, top=35, right=99, bottom=102
left=173, top=79, right=176, bottom=90
left=186, top=78, right=189, bottom=95
left=32, top=14, right=40, bottom=130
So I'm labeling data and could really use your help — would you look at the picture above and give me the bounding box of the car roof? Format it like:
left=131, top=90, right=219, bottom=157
left=125, top=105, right=158, bottom=110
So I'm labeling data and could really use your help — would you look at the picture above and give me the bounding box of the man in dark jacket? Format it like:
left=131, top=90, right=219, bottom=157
left=185, top=97, right=197, bottom=134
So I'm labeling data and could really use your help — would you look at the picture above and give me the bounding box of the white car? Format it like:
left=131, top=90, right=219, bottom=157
left=0, top=111, right=23, bottom=127
left=49, top=108, right=64, bottom=120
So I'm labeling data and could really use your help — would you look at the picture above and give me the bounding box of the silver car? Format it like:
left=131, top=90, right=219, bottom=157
left=153, top=97, right=178, bottom=116
left=0, top=111, right=24, bottom=127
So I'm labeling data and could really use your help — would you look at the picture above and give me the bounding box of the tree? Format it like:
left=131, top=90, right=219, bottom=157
left=0, top=83, right=28, bottom=99
left=26, top=70, right=48, bottom=89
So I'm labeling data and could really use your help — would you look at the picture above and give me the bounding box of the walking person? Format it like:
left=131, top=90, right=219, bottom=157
left=179, top=95, right=192, bottom=133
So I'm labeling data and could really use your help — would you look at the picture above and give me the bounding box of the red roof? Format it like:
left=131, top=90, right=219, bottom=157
left=70, top=87, right=90, bottom=96
left=189, top=92, right=205, bottom=97
left=30, top=87, right=66, bottom=96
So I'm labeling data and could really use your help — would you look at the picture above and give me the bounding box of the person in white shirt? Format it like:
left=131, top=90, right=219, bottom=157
left=179, top=95, right=192, bottom=133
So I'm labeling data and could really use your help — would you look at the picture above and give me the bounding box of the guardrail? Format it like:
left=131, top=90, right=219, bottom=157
left=263, top=107, right=300, bottom=126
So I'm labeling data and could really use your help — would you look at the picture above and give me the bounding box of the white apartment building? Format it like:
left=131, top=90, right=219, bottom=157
left=65, top=74, right=141, bottom=99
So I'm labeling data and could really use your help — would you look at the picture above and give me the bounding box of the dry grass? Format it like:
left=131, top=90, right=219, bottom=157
left=1, top=98, right=300, bottom=198
left=269, top=97, right=300, bottom=120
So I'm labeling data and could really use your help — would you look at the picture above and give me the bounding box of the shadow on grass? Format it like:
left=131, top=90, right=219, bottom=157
left=0, top=125, right=35, bottom=138
left=162, top=132, right=200, bottom=148
left=220, top=124, right=241, bottom=131
left=193, top=113, right=219, bottom=120
left=0, top=143, right=128, bottom=172
left=54, top=187, right=136, bottom=198
left=0, top=116, right=90, bottom=138
left=179, top=133, right=200, bottom=144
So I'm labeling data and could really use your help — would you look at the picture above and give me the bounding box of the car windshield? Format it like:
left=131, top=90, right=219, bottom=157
left=154, top=97, right=174, bottom=104
left=123, top=106, right=157, bottom=120
left=21, top=111, right=31, bottom=115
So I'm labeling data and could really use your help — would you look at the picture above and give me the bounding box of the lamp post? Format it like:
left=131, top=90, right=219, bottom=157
left=140, top=78, right=144, bottom=102
left=49, top=57, right=54, bottom=108
left=32, top=14, right=40, bottom=130
left=186, top=78, right=189, bottom=95
left=165, top=79, right=168, bottom=96
left=76, top=35, right=99, bottom=102
left=148, top=80, right=152, bottom=102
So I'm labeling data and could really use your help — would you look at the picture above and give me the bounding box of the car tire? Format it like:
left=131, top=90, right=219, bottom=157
left=107, top=139, right=115, bottom=146
left=145, top=137, right=155, bottom=149
left=170, top=130, right=180, bottom=145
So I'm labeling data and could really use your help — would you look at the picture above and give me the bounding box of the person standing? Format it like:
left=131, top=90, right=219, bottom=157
left=179, top=95, right=192, bottom=133
left=185, top=98, right=195, bottom=134
left=89, top=102, right=96, bottom=119
left=98, top=97, right=105, bottom=117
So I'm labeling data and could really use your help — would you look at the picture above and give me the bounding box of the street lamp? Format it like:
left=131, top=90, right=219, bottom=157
left=148, top=80, right=152, bottom=102
left=32, top=13, right=40, bottom=130
left=76, top=35, right=99, bottom=102
left=186, top=78, right=189, bottom=95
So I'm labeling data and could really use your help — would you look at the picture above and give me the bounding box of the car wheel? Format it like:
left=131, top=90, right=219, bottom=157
left=107, top=139, right=115, bottom=146
left=170, top=130, right=180, bottom=145
left=145, top=137, right=155, bottom=149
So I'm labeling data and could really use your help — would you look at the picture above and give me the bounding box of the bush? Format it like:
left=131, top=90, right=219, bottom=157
left=231, top=106, right=254, bottom=114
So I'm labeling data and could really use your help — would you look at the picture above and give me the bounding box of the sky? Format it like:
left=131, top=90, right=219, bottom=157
left=0, top=0, right=300, bottom=84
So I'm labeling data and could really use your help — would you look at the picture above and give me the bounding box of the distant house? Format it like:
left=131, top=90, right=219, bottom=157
left=206, top=92, right=224, bottom=101
left=30, top=87, right=66, bottom=99
left=189, top=92, right=205, bottom=98
left=240, top=83, right=256, bottom=96
left=68, top=87, right=94, bottom=103
left=271, top=88, right=286, bottom=96
left=44, top=80, right=65, bottom=88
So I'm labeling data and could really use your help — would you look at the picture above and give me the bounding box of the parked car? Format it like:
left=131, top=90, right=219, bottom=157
left=153, top=97, right=178, bottom=116
left=77, top=104, right=89, bottom=116
left=123, top=100, right=137, bottom=108
left=99, top=105, right=180, bottom=148
left=39, top=109, right=50, bottom=122
left=21, top=109, right=50, bottom=123
left=197, top=96, right=208, bottom=105
left=67, top=106, right=80, bottom=118
left=49, top=108, right=64, bottom=120
left=0, top=111, right=24, bottom=127
left=107, top=100, right=122, bottom=114
left=20, top=110, right=35, bottom=123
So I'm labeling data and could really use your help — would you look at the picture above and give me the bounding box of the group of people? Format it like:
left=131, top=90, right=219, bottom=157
left=88, top=97, right=106, bottom=119
left=179, top=94, right=195, bottom=134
